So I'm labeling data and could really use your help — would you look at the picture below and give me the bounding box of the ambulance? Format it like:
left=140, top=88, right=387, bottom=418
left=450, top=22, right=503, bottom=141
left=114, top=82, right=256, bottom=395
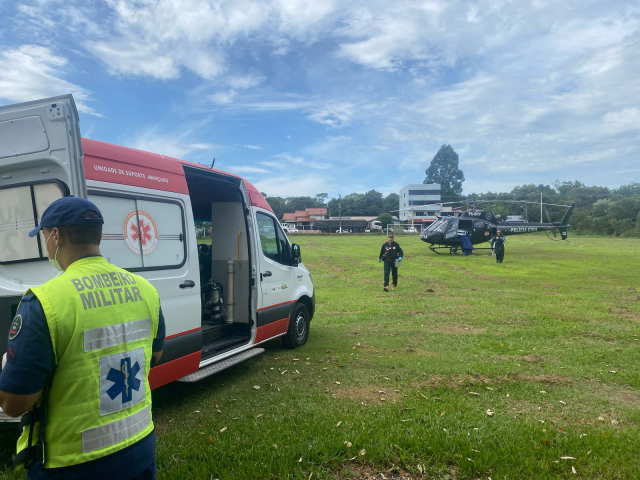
left=0, top=95, right=315, bottom=422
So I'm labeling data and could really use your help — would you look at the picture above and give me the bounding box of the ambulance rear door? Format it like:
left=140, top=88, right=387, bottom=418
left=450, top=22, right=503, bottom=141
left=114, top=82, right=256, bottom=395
left=0, top=95, right=84, bottom=345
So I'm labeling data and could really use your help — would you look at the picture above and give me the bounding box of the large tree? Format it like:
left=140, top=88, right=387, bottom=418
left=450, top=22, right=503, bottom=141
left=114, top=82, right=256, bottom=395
left=424, top=144, right=465, bottom=199
left=315, top=193, right=329, bottom=206
left=382, top=193, right=399, bottom=214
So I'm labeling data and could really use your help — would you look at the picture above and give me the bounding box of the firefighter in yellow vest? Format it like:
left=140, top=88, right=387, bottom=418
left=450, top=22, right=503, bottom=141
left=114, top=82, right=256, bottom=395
left=0, top=196, right=165, bottom=479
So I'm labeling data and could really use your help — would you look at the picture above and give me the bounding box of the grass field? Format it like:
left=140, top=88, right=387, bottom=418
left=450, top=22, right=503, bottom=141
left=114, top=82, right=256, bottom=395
left=1, top=234, right=639, bottom=479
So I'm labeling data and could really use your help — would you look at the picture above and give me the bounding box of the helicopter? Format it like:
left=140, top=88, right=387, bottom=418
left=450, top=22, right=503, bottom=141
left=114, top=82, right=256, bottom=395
left=419, top=201, right=575, bottom=254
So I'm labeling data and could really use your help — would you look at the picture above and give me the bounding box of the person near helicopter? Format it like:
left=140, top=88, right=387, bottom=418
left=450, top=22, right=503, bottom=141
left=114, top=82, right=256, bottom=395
left=491, top=230, right=507, bottom=263
left=459, top=231, right=473, bottom=256
left=378, top=234, right=404, bottom=292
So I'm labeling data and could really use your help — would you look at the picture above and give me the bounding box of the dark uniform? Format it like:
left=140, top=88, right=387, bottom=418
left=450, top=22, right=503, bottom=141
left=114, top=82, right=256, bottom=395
left=379, top=241, right=404, bottom=288
left=491, top=234, right=507, bottom=263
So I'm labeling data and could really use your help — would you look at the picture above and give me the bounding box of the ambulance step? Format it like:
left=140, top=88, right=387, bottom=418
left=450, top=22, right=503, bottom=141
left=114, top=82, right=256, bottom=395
left=201, top=335, right=249, bottom=356
left=178, top=348, right=265, bottom=382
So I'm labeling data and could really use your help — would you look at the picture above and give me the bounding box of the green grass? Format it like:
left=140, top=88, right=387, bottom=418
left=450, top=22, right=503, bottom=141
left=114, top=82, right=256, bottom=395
left=1, top=234, right=639, bottom=479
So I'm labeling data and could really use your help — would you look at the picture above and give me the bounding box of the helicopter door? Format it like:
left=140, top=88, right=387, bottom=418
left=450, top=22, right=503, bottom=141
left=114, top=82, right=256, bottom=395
left=444, top=218, right=458, bottom=240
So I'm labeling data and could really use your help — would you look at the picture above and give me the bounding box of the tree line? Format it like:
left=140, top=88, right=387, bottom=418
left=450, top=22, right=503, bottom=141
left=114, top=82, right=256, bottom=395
left=262, top=191, right=400, bottom=221
left=466, top=181, right=640, bottom=237
left=262, top=141, right=639, bottom=237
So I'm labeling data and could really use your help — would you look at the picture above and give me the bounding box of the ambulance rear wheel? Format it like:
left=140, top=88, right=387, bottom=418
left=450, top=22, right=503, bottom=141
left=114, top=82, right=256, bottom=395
left=282, top=303, right=310, bottom=349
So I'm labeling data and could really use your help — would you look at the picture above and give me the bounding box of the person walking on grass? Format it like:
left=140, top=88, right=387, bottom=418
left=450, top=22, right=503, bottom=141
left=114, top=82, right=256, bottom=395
left=0, top=196, right=165, bottom=480
left=378, top=234, right=403, bottom=292
left=491, top=229, right=507, bottom=263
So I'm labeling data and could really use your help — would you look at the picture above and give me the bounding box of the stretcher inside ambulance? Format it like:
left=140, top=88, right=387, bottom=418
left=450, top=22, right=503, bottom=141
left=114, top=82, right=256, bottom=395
left=0, top=95, right=315, bottom=424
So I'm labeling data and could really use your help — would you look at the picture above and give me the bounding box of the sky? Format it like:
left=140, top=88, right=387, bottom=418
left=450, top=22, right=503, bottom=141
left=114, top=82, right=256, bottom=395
left=1, top=0, right=639, bottom=199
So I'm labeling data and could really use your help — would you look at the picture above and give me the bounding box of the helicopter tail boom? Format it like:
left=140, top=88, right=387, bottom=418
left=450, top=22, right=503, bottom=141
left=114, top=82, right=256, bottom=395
left=559, top=203, right=575, bottom=226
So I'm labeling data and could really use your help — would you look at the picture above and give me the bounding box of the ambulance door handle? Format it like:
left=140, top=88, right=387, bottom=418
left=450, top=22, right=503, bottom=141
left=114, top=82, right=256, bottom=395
left=262, top=271, right=272, bottom=278
left=179, top=280, right=196, bottom=289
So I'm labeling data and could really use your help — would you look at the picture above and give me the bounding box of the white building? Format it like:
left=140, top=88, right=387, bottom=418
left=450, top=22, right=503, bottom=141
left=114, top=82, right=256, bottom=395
left=399, top=184, right=441, bottom=225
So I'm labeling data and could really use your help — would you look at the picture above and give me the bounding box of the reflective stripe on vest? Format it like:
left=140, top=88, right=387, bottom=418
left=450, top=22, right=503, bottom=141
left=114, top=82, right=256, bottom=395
left=16, top=256, right=160, bottom=469
left=84, top=318, right=151, bottom=352
left=82, top=406, right=151, bottom=453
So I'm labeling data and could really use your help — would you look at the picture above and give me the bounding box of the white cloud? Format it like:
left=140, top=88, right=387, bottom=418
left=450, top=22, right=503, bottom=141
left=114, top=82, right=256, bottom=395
left=208, top=90, right=238, bottom=105
left=61, top=0, right=336, bottom=81
left=274, top=153, right=333, bottom=170
left=307, top=103, right=355, bottom=127
left=124, top=127, right=217, bottom=159
left=227, top=74, right=265, bottom=90
left=7, top=0, right=640, bottom=193
left=244, top=144, right=263, bottom=150
left=230, top=165, right=270, bottom=174
left=254, top=174, right=333, bottom=198
left=601, top=108, right=640, bottom=135
left=259, top=160, right=286, bottom=170
left=0, top=45, right=100, bottom=116
left=87, top=39, right=180, bottom=79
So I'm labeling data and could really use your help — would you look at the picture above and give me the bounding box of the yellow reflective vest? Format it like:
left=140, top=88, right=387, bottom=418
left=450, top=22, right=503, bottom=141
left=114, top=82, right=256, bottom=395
left=16, top=256, right=160, bottom=469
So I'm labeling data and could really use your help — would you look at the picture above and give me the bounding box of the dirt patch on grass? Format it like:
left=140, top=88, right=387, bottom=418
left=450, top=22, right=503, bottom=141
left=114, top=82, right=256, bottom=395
left=467, top=273, right=505, bottom=282
left=514, top=374, right=574, bottom=385
left=492, top=354, right=544, bottom=364
left=595, top=382, right=640, bottom=408
left=609, top=307, right=640, bottom=322
left=430, top=323, right=485, bottom=334
left=334, top=386, right=405, bottom=404
left=450, top=265, right=465, bottom=271
left=335, top=464, right=422, bottom=480
left=333, top=373, right=577, bottom=403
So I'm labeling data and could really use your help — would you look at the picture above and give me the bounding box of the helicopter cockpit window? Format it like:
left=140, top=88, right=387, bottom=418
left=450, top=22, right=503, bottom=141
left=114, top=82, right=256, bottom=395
left=445, top=218, right=458, bottom=239
left=426, top=219, right=443, bottom=232
left=474, top=221, right=484, bottom=230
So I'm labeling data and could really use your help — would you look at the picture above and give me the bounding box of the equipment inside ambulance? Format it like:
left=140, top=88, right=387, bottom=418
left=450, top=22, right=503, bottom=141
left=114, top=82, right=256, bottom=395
left=0, top=94, right=315, bottom=424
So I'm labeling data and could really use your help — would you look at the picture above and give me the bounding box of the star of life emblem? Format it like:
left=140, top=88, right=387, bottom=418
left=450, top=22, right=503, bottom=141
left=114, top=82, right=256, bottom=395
left=123, top=210, right=158, bottom=255
left=100, top=348, right=146, bottom=416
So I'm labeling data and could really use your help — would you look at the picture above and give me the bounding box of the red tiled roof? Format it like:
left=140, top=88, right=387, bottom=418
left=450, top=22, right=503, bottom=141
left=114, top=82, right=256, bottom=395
left=283, top=213, right=296, bottom=220
left=294, top=210, right=307, bottom=216
left=297, top=217, right=312, bottom=222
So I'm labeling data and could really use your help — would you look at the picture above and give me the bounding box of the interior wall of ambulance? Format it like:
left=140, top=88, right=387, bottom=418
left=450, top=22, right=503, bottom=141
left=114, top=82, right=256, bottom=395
left=210, top=202, right=249, bottom=324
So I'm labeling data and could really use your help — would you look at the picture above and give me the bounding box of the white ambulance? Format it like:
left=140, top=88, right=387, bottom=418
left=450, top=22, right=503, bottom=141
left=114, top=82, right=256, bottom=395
left=0, top=95, right=315, bottom=421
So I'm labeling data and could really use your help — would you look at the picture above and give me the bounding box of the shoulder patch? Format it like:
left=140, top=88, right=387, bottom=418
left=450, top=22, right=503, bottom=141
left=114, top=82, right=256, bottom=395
left=9, top=315, right=22, bottom=340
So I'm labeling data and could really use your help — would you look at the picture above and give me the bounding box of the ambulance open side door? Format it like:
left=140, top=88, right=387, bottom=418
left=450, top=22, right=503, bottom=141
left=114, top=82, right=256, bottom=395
left=0, top=94, right=84, bottom=299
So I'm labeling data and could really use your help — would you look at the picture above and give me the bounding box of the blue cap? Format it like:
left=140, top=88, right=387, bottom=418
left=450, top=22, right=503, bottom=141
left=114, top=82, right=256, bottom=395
left=29, top=196, right=104, bottom=237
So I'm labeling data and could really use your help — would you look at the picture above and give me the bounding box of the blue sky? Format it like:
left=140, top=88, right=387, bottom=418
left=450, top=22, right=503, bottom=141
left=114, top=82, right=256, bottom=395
left=1, top=0, right=639, bottom=199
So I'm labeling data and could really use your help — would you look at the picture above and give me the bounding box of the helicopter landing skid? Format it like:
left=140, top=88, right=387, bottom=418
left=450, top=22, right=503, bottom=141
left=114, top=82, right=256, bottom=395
left=429, top=245, right=459, bottom=255
left=429, top=245, right=494, bottom=255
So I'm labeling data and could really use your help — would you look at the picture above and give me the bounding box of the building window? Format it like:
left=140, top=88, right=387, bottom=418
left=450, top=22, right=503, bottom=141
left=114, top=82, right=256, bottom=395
left=408, top=189, right=440, bottom=196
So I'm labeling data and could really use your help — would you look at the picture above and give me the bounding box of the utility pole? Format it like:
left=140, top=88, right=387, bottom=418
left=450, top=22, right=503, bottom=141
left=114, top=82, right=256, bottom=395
left=540, top=192, right=543, bottom=223
left=339, top=194, right=342, bottom=233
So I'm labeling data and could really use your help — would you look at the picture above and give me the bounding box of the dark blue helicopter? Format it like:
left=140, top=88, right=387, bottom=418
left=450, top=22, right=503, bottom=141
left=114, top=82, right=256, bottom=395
left=420, top=202, right=575, bottom=254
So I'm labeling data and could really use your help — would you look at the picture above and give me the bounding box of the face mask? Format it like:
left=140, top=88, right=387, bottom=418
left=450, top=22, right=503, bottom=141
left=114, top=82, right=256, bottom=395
left=46, top=231, right=63, bottom=271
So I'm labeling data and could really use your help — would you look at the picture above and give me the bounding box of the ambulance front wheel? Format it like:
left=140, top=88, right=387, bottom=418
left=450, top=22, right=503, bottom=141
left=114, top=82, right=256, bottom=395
left=283, top=303, right=310, bottom=349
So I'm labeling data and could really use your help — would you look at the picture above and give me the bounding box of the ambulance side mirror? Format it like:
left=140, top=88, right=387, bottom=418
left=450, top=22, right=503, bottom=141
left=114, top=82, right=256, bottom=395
left=291, top=244, right=301, bottom=265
